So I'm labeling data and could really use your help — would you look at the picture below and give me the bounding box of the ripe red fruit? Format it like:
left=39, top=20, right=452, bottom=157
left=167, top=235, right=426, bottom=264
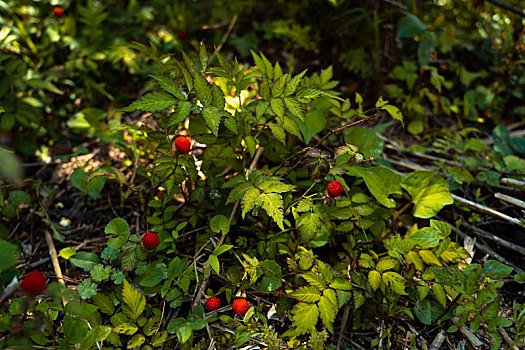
left=205, top=296, right=221, bottom=311
left=21, top=271, right=47, bottom=294
left=327, top=180, right=343, bottom=197
left=174, top=136, right=191, bottom=154
left=232, top=298, right=249, bottom=315
left=53, top=7, right=64, bottom=16
left=142, top=232, right=160, bottom=250
left=178, top=30, right=187, bottom=40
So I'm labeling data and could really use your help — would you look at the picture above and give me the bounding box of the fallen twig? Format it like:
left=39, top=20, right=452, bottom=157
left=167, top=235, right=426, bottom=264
left=495, top=192, right=525, bottom=210
left=452, top=194, right=524, bottom=228
left=459, top=219, right=525, bottom=255
left=429, top=330, right=446, bottom=350
left=451, top=317, right=483, bottom=349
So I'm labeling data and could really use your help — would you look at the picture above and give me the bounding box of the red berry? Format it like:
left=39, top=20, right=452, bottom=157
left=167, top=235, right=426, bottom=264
left=232, top=298, right=249, bottom=315
left=21, top=271, right=47, bottom=294
left=174, top=136, right=191, bottom=154
left=205, top=296, right=221, bottom=311
left=53, top=7, right=64, bottom=16
left=142, top=232, right=159, bottom=250
left=178, top=30, right=187, bottom=40
left=327, top=180, right=343, bottom=197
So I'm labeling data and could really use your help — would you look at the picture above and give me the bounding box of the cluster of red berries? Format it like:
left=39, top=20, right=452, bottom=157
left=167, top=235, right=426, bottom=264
left=21, top=271, right=47, bottom=294
left=53, top=7, right=64, bottom=17
left=205, top=296, right=249, bottom=315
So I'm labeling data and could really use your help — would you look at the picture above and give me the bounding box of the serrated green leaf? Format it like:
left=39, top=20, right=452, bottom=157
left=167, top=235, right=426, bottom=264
left=419, top=250, right=442, bottom=266
left=113, top=323, right=138, bottom=335
left=483, top=260, right=513, bottom=279
left=291, top=286, right=321, bottom=302
left=122, top=279, right=146, bottom=321
left=241, top=187, right=260, bottom=218
left=329, top=278, right=352, bottom=290
left=194, top=73, right=212, bottom=107
left=368, top=270, right=381, bottom=291
left=127, top=334, right=146, bottom=349
left=297, top=88, right=322, bottom=101
left=168, top=101, right=192, bottom=127
left=296, top=199, right=314, bottom=213
left=121, top=92, right=178, bottom=112
left=284, top=97, right=304, bottom=120
left=302, top=272, right=326, bottom=289
left=202, top=106, right=221, bottom=136
left=270, top=98, right=284, bottom=118
left=92, top=293, right=115, bottom=315
left=105, top=218, right=130, bottom=249
left=382, top=271, right=407, bottom=295
left=376, top=258, right=398, bottom=273
left=401, top=171, right=453, bottom=219
left=150, top=75, right=186, bottom=100
left=199, top=45, right=208, bottom=70
left=251, top=51, right=266, bottom=76
left=256, top=192, right=285, bottom=230
left=319, top=289, right=337, bottom=333
left=379, top=103, right=404, bottom=127
left=258, top=178, right=295, bottom=193
left=260, top=52, right=274, bottom=79
left=212, top=84, right=225, bottom=110
left=226, top=182, right=253, bottom=204
left=270, top=121, right=286, bottom=145
left=289, top=302, right=319, bottom=336
left=272, top=74, right=288, bottom=97
left=210, top=215, right=230, bottom=235
left=80, top=326, right=112, bottom=350
left=284, top=69, right=307, bottom=96
left=256, top=100, right=269, bottom=119
left=297, top=212, right=322, bottom=243
left=336, top=290, right=353, bottom=308
left=151, top=331, right=168, bottom=346
left=260, top=79, right=271, bottom=100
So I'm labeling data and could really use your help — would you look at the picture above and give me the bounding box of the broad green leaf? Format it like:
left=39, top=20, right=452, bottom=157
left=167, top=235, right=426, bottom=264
left=291, top=286, right=321, bottom=302
left=319, top=289, right=337, bottom=333
left=410, top=227, right=439, bottom=248
left=430, top=220, right=451, bottom=238
left=208, top=254, right=220, bottom=275
left=92, top=293, right=115, bottom=315
left=289, top=302, right=319, bottom=335
left=202, top=106, right=221, bottom=136
left=376, top=258, right=398, bottom=273
left=406, top=251, right=424, bottom=271
left=113, top=323, right=138, bottom=335
left=140, top=267, right=165, bottom=287
left=122, top=279, right=146, bottom=321
left=121, top=92, right=178, bottom=112
left=302, top=272, right=326, bottom=289
left=483, top=260, right=513, bottom=279
left=344, top=127, right=383, bottom=159
left=432, top=283, right=447, bottom=307
left=150, top=75, right=186, bottom=100
left=270, top=121, right=286, bottom=144
left=351, top=166, right=403, bottom=208
left=105, top=218, right=130, bottom=249
left=194, top=73, right=212, bottom=107
left=368, top=270, right=381, bottom=291
left=0, top=240, right=18, bottom=273
left=70, top=252, right=100, bottom=270
left=300, top=109, right=326, bottom=144
left=397, top=12, right=426, bottom=38
left=270, top=98, right=284, bottom=118
left=210, top=215, right=230, bottom=235
left=379, top=103, right=404, bottom=127
left=258, top=260, right=282, bottom=292
left=414, top=299, right=432, bottom=325
left=401, top=171, right=453, bottom=218
left=419, top=250, right=442, bottom=266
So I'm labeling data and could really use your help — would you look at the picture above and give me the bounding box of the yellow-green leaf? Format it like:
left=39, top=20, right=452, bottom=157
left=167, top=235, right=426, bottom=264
left=368, top=270, right=381, bottom=291
left=122, top=279, right=146, bottom=321
left=419, top=250, right=442, bottom=266
left=376, top=258, right=398, bottom=273
left=319, top=289, right=337, bottom=333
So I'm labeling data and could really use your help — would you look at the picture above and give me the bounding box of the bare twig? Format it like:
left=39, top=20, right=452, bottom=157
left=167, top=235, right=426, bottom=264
left=495, top=192, right=525, bottom=210
left=452, top=194, right=524, bottom=228
left=210, top=14, right=238, bottom=62
left=44, top=230, right=65, bottom=287
left=451, top=317, right=483, bottom=349
left=429, top=330, right=446, bottom=350
left=459, top=219, right=525, bottom=255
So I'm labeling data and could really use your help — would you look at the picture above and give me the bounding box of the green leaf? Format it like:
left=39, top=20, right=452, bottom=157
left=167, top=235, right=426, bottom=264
left=212, top=84, right=225, bottom=110
left=208, top=254, right=220, bottom=275
left=272, top=74, right=288, bottom=97
left=329, top=278, right=352, bottom=291
left=401, top=171, right=453, bottom=219
left=113, top=323, right=139, bottom=335
left=284, top=69, right=307, bottom=96
left=414, top=299, right=432, bottom=325
left=258, top=260, right=282, bottom=292
left=291, top=286, right=321, bottom=302
left=483, top=260, right=513, bottom=279
left=122, top=279, right=146, bottom=321
left=397, top=12, right=427, bottom=38
left=419, top=250, right=442, bottom=266
left=406, top=251, right=424, bottom=271
left=270, top=98, right=284, bottom=118
left=256, top=192, right=285, bottom=230
left=368, top=270, right=382, bottom=291
left=127, top=334, right=146, bottom=349
left=70, top=252, right=100, bottom=270
left=376, top=258, right=398, bottom=273
left=105, top=218, right=130, bottom=249
left=80, top=325, right=112, bottom=350
left=289, top=302, right=319, bottom=336
left=210, top=215, right=230, bottom=235
left=256, top=100, right=270, bottom=119
left=382, top=271, right=407, bottom=295
left=300, top=109, right=326, bottom=144
left=241, top=187, right=260, bottom=218
left=92, top=293, right=115, bottom=315
left=284, top=97, right=304, bottom=120
left=77, top=279, right=98, bottom=299
left=0, top=240, right=18, bottom=273
left=91, top=264, right=112, bottom=282
left=202, top=106, right=221, bottom=136
left=302, top=272, right=326, bottom=289
left=430, top=220, right=451, bottom=238
left=297, top=212, right=322, bottom=243
left=344, top=127, right=384, bottom=159
left=150, top=75, right=186, bottom=100
left=121, top=92, right=178, bottom=112
left=194, top=73, right=212, bottom=107
left=432, top=283, right=447, bottom=307
left=318, top=289, right=337, bottom=333
left=379, top=103, right=404, bottom=127
left=59, top=247, right=77, bottom=259
left=410, top=227, right=439, bottom=248
left=351, top=167, right=403, bottom=208
left=140, top=267, right=166, bottom=287
left=168, top=101, right=192, bottom=127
